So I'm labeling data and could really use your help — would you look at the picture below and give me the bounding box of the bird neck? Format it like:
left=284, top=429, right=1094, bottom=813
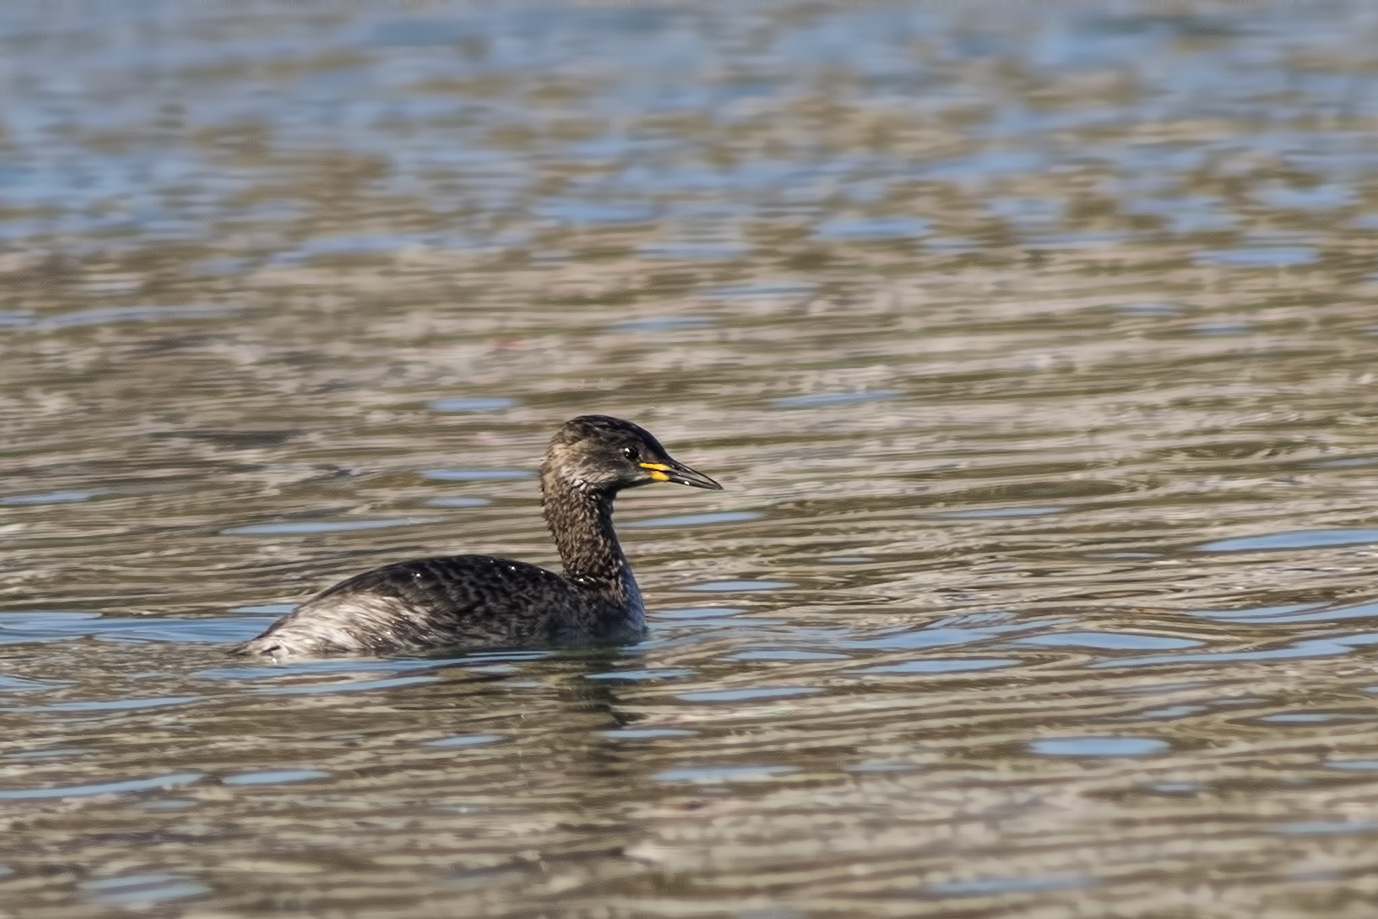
left=540, top=471, right=638, bottom=600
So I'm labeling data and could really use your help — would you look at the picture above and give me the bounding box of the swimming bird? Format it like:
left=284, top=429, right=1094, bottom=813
left=233, top=415, right=721, bottom=658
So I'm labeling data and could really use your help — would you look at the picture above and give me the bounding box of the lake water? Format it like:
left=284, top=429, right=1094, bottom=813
left=5, top=2, right=1378, bottom=916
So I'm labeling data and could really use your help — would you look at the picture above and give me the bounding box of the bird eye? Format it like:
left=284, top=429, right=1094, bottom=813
left=621, top=445, right=640, bottom=461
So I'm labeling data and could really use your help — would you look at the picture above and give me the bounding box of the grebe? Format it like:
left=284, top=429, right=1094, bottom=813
left=233, top=415, right=721, bottom=658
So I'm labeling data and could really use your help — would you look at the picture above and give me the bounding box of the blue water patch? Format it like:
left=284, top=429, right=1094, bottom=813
left=0, top=772, right=202, bottom=800
left=37, top=305, right=238, bottom=329
left=772, top=390, right=901, bottom=408
left=1116, top=301, right=1179, bottom=315
left=38, top=305, right=237, bottom=330
left=814, top=216, right=928, bottom=240
left=840, top=624, right=1022, bottom=652
left=925, top=148, right=1048, bottom=179
left=1260, top=712, right=1367, bottom=724
left=81, top=873, right=210, bottom=906
left=0, top=612, right=245, bottom=646
left=1192, top=322, right=1252, bottom=336
left=676, top=686, right=816, bottom=703
left=272, top=232, right=485, bottom=264
left=1197, top=528, right=1378, bottom=552
left=370, top=17, right=478, bottom=47
left=459, top=649, right=553, bottom=665
left=538, top=199, right=656, bottom=224
left=1029, top=736, right=1168, bottom=757
left=423, top=468, right=532, bottom=481
left=604, top=728, right=697, bottom=740
left=683, top=580, right=793, bottom=592
left=585, top=668, right=694, bottom=681
left=0, top=674, right=67, bottom=691
left=222, top=769, right=329, bottom=785
left=1, top=489, right=98, bottom=505
left=846, top=760, right=915, bottom=773
left=653, top=764, right=796, bottom=783
left=1194, top=247, right=1317, bottom=267
left=1108, top=635, right=1378, bottom=669
left=925, top=874, right=1087, bottom=897
left=1271, top=821, right=1378, bottom=837
left=0, top=611, right=98, bottom=635
left=699, top=282, right=816, bottom=301
left=854, top=661, right=1019, bottom=675
left=201, top=617, right=314, bottom=645
left=426, top=496, right=491, bottom=508
left=223, top=518, right=432, bottom=535
left=1016, top=631, right=1200, bottom=651
left=8, top=750, right=77, bottom=780
left=1189, top=600, right=1378, bottom=625
left=1309, top=455, right=1378, bottom=468
left=625, top=511, right=759, bottom=529
left=428, top=397, right=518, bottom=413
left=424, top=734, right=503, bottom=748
left=608, top=315, right=718, bottom=332
left=728, top=649, right=849, bottom=662
left=234, top=604, right=295, bottom=616
left=854, top=658, right=1016, bottom=675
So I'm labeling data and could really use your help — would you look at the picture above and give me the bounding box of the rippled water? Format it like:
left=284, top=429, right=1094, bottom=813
left=6, top=2, right=1378, bottom=916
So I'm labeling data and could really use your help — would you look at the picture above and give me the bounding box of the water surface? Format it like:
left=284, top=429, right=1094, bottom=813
left=5, top=2, right=1378, bottom=917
